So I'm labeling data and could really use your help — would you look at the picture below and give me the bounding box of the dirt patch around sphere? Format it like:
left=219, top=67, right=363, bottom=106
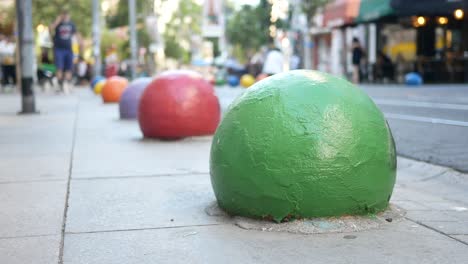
left=205, top=202, right=405, bottom=234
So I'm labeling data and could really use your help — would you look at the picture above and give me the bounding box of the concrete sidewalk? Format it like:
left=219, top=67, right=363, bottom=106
left=1, top=89, right=468, bottom=263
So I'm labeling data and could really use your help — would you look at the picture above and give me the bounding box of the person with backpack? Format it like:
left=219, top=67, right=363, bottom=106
left=50, top=10, right=77, bottom=93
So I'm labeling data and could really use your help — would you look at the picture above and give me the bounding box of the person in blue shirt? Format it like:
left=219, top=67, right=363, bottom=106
left=50, top=10, right=76, bottom=93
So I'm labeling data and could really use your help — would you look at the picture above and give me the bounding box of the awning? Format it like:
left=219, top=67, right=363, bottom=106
left=356, top=0, right=394, bottom=23
left=391, top=0, right=468, bottom=16
left=323, top=0, right=361, bottom=27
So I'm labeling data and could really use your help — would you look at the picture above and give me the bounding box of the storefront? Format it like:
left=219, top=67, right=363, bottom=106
left=391, top=0, right=468, bottom=83
left=318, top=0, right=360, bottom=77
left=355, top=0, right=399, bottom=82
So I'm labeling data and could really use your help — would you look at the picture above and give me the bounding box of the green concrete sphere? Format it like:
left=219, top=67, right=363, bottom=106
left=210, top=70, right=396, bottom=222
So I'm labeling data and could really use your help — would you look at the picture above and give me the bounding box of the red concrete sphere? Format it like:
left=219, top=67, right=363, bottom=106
left=138, top=70, right=220, bottom=139
left=101, top=76, right=129, bottom=103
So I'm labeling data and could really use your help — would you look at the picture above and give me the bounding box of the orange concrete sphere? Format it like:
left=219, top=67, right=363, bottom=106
left=101, top=76, right=129, bottom=103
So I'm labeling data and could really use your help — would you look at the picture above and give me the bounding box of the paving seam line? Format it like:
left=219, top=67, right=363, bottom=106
left=0, top=178, right=66, bottom=185
left=398, top=154, right=468, bottom=174
left=58, top=98, right=79, bottom=264
left=65, top=223, right=226, bottom=235
left=71, top=172, right=209, bottom=181
left=0, top=233, right=58, bottom=240
left=404, top=217, right=468, bottom=247
left=374, top=99, right=468, bottom=110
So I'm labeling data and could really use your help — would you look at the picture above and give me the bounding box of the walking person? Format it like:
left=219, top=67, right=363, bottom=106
left=75, top=56, right=88, bottom=85
left=0, top=36, right=17, bottom=92
left=37, top=46, right=55, bottom=90
left=351, top=37, right=365, bottom=84
left=262, top=43, right=284, bottom=76
left=50, top=10, right=77, bottom=93
left=248, top=48, right=265, bottom=77
left=0, top=34, right=4, bottom=85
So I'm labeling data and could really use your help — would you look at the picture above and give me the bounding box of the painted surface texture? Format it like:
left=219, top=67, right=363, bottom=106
left=101, top=76, right=129, bottom=103
left=210, top=70, right=396, bottom=222
left=119, top=77, right=152, bottom=119
left=138, top=70, right=220, bottom=139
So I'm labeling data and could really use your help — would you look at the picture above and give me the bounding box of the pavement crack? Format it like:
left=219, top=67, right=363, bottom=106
left=405, top=216, right=468, bottom=247
left=58, top=99, right=79, bottom=264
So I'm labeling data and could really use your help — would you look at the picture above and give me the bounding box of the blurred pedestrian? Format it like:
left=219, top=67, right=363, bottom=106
left=118, top=61, right=131, bottom=79
left=75, top=56, right=88, bottom=85
left=50, top=9, right=77, bottom=93
left=248, top=48, right=265, bottom=77
left=0, top=35, right=17, bottom=91
left=290, top=53, right=300, bottom=70
left=105, top=44, right=119, bottom=78
left=351, top=37, right=364, bottom=84
left=262, top=44, right=284, bottom=76
left=37, top=46, right=55, bottom=89
left=0, top=34, right=4, bottom=83
left=374, top=50, right=394, bottom=83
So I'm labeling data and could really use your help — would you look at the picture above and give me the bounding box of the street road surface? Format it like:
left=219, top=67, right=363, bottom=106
left=216, top=84, right=468, bottom=172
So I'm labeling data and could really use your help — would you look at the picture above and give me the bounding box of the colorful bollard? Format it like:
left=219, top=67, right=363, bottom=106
left=227, top=75, right=239, bottom=87
left=138, top=70, right=220, bottom=139
left=94, top=80, right=106, bottom=95
left=240, top=74, right=255, bottom=88
left=215, top=77, right=226, bottom=86
left=210, top=70, right=396, bottom=222
left=90, top=75, right=105, bottom=90
left=101, top=76, right=129, bottom=103
left=119, top=77, right=152, bottom=119
left=405, top=72, right=423, bottom=86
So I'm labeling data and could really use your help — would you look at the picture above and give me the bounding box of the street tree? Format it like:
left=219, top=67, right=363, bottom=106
left=32, top=0, right=92, bottom=36
left=163, top=0, right=202, bottom=63
left=226, top=5, right=265, bottom=54
left=226, top=0, right=287, bottom=62
left=0, top=4, right=15, bottom=35
left=106, top=0, right=154, bottom=28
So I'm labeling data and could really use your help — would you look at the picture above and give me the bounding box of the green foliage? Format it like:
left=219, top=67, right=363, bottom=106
left=164, top=35, right=186, bottom=61
left=225, top=0, right=290, bottom=60
left=106, top=0, right=154, bottom=28
left=225, top=0, right=290, bottom=61
left=0, top=5, right=15, bottom=34
left=100, top=30, right=126, bottom=59
left=104, top=0, right=159, bottom=61
left=32, top=0, right=92, bottom=36
left=119, top=29, right=152, bottom=59
left=163, top=0, right=202, bottom=62
left=226, top=5, right=265, bottom=53
left=231, top=44, right=247, bottom=64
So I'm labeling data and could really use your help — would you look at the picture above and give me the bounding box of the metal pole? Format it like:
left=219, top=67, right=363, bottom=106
left=92, top=0, right=102, bottom=77
left=128, top=0, right=138, bottom=79
left=16, top=0, right=36, bottom=113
